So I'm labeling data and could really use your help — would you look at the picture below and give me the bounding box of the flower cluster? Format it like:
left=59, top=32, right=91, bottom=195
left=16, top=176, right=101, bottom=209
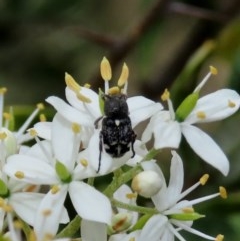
left=0, top=57, right=239, bottom=241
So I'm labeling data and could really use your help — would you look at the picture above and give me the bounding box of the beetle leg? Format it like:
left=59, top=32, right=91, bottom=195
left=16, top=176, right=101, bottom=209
left=130, top=132, right=137, bottom=158
left=94, top=116, right=104, bottom=129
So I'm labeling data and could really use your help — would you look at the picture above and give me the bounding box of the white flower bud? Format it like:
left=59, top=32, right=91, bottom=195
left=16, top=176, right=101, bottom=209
left=131, top=170, right=162, bottom=198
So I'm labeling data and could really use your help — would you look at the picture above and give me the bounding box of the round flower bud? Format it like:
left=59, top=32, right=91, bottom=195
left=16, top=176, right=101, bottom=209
left=131, top=170, right=162, bottom=198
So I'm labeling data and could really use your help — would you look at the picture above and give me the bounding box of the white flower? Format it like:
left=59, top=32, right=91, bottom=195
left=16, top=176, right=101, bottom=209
left=3, top=113, right=112, bottom=240
left=141, top=151, right=226, bottom=241
left=142, top=67, right=240, bottom=175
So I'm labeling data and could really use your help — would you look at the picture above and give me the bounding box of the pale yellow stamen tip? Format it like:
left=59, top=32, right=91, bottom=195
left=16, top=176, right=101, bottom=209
left=161, top=89, right=170, bottom=101
left=200, top=174, right=209, bottom=185
left=84, top=83, right=91, bottom=88
left=100, top=57, right=112, bottom=81
left=40, top=114, right=47, bottom=122
left=13, top=220, right=23, bottom=229
left=129, top=238, right=135, bottom=241
left=42, top=209, right=52, bottom=217
left=219, top=186, right=227, bottom=199
left=80, top=159, right=88, bottom=167
left=182, top=207, right=194, bottom=213
left=3, top=112, right=11, bottom=120
left=216, top=234, right=224, bottom=241
left=29, top=129, right=38, bottom=137
left=108, top=86, right=120, bottom=95
left=126, top=192, right=137, bottom=199
left=0, top=87, right=7, bottom=94
left=228, top=100, right=236, bottom=108
left=210, top=66, right=218, bottom=75
left=0, top=132, right=7, bottom=140
left=15, top=171, right=25, bottom=179
left=118, top=63, right=129, bottom=87
left=37, top=103, right=45, bottom=110
left=51, top=185, right=60, bottom=194
left=24, top=185, right=38, bottom=192
left=196, top=111, right=206, bottom=119
left=4, top=204, right=13, bottom=212
left=65, top=72, right=81, bottom=92
left=72, top=123, right=81, bottom=133
left=76, top=92, right=92, bottom=103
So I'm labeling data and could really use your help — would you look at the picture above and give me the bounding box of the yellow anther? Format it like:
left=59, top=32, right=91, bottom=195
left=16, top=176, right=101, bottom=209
left=219, top=186, right=227, bottom=199
left=29, top=129, right=38, bottom=137
left=51, top=185, right=60, bottom=194
left=100, top=57, right=112, bottom=81
left=84, top=83, right=91, bottom=88
left=0, top=132, right=7, bottom=140
left=182, top=207, right=194, bottom=213
left=196, top=111, right=206, bottom=119
left=37, top=103, right=45, bottom=110
left=76, top=92, right=92, bottom=103
left=228, top=100, right=236, bottom=108
left=3, top=112, right=11, bottom=120
left=72, top=123, right=81, bottom=133
left=4, top=204, right=13, bottom=212
left=43, top=233, right=54, bottom=241
left=161, top=89, right=170, bottom=101
left=0, top=198, right=5, bottom=207
left=13, top=220, right=23, bottom=229
left=126, top=192, right=137, bottom=199
left=200, top=174, right=209, bottom=185
left=0, top=87, right=7, bottom=94
left=215, top=234, right=224, bottom=241
left=65, top=72, right=81, bottom=92
left=210, top=66, right=218, bottom=75
left=24, top=185, right=38, bottom=192
left=29, top=230, right=37, bottom=241
left=129, top=238, right=135, bottom=241
left=40, top=114, right=47, bottom=122
left=80, top=159, right=88, bottom=167
left=108, top=86, right=120, bottom=95
left=42, top=209, right=52, bottom=217
left=118, top=63, right=129, bottom=87
left=15, top=171, right=25, bottom=179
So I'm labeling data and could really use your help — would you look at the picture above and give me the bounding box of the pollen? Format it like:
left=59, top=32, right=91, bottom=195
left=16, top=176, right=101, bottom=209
left=13, top=220, right=23, bottom=229
left=0, top=132, right=7, bottom=140
left=210, top=66, right=218, bottom=75
left=80, top=159, right=88, bottom=167
left=196, top=111, right=206, bottom=119
left=72, top=123, right=81, bottom=133
left=0, top=198, right=5, bottom=207
left=0, top=87, right=7, bottom=94
left=76, top=92, right=92, bottom=103
left=42, top=209, right=52, bottom=217
left=24, top=185, right=38, bottom=192
left=51, top=185, right=60, bottom=194
left=37, top=103, right=45, bottom=110
left=228, top=100, right=236, bottom=108
left=4, top=204, right=13, bottom=212
left=40, top=114, right=47, bottom=122
left=43, top=233, right=54, bottom=241
left=65, top=72, right=81, bottom=92
left=161, top=89, right=170, bottom=101
left=100, top=57, right=112, bottom=81
left=118, top=63, right=129, bottom=87
left=15, top=171, right=25, bottom=179
left=129, top=238, right=135, bottom=241
left=84, top=83, right=91, bottom=88
left=29, top=129, right=38, bottom=137
left=215, top=234, right=224, bottom=241
left=182, top=207, right=194, bottom=213
left=108, top=86, right=120, bottom=95
left=200, top=174, right=209, bottom=185
left=219, top=186, right=227, bottom=199
left=126, top=192, right=137, bottom=199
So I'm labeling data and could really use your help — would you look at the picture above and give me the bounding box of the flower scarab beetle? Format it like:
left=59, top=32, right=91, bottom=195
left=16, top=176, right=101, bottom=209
left=95, top=57, right=136, bottom=172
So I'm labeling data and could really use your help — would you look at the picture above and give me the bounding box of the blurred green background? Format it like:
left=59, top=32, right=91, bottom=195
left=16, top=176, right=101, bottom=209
left=0, top=0, right=240, bottom=240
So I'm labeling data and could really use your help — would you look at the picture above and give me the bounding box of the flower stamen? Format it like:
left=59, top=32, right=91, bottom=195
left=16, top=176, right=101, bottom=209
left=219, top=186, right=227, bottom=199
left=80, top=159, right=88, bottom=167
left=228, top=100, right=236, bottom=108
left=200, top=174, right=209, bottom=185
left=15, top=171, right=25, bottom=179
left=72, top=123, right=81, bottom=134
left=196, top=111, right=206, bottom=119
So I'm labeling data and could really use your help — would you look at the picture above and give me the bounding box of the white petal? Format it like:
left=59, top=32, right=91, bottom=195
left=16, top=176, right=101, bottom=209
left=52, top=114, right=78, bottom=170
left=69, top=181, right=111, bottom=224
left=139, top=215, right=167, bottom=241
left=66, top=87, right=101, bottom=119
left=153, top=121, right=181, bottom=149
left=4, top=155, right=58, bottom=184
left=34, top=121, right=52, bottom=140
left=46, top=96, right=93, bottom=127
left=81, top=219, right=107, bottom=241
left=182, top=124, right=229, bottom=175
left=185, top=89, right=240, bottom=124
left=10, top=192, right=45, bottom=226
left=0, top=210, right=5, bottom=231
left=34, top=186, right=69, bottom=241
left=165, top=151, right=184, bottom=206
left=128, top=96, right=163, bottom=128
